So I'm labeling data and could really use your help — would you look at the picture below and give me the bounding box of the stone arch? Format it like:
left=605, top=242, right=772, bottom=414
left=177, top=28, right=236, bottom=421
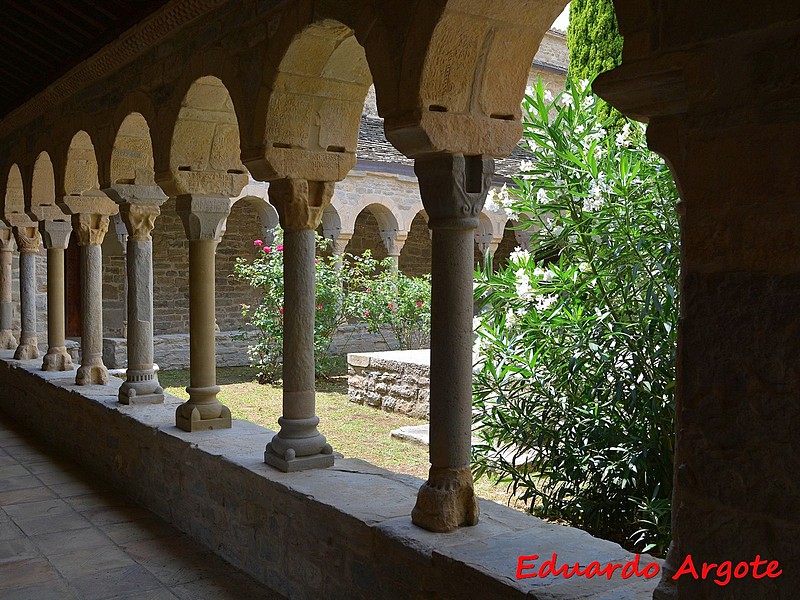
left=110, top=112, right=156, bottom=186
left=246, top=17, right=372, bottom=182
left=320, top=203, right=342, bottom=241
left=346, top=202, right=403, bottom=261
left=30, top=152, right=57, bottom=217
left=159, top=75, right=248, bottom=198
left=2, top=164, right=25, bottom=220
left=368, top=0, right=568, bottom=157
left=62, top=131, right=101, bottom=198
left=231, top=191, right=280, bottom=245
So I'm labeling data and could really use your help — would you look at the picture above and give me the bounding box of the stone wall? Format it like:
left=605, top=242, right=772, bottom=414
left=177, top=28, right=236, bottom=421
left=0, top=352, right=661, bottom=600
left=398, top=212, right=432, bottom=277
left=152, top=198, right=190, bottom=336
left=348, top=350, right=431, bottom=420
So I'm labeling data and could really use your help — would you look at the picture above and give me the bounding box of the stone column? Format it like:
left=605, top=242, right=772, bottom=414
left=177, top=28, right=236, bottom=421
left=381, top=232, right=406, bottom=274
left=118, top=204, right=163, bottom=404
left=175, top=195, right=232, bottom=431
left=73, top=213, right=110, bottom=386
left=411, top=154, right=493, bottom=532
left=264, top=178, right=334, bottom=471
left=0, top=227, right=15, bottom=350
left=12, top=227, right=41, bottom=360
left=40, top=220, right=73, bottom=371
left=329, top=233, right=351, bottom=273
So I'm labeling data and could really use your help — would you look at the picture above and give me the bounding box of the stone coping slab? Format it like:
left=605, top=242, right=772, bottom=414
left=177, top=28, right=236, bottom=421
left=347, top=348, right=430, bottom=368
left=0, top=350, right=660, bottom=599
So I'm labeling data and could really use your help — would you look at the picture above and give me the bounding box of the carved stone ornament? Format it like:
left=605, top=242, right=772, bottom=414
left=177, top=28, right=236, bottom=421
left=414, top=154, right=495, bottom=230
left=268, top=178, right=334, bottom=232
left=121, top=203, right=161, bottom=241
left=0, top=227, right=15, bottom=251
left=13, top=227, right=42, bottom=254
left=73, top=213, right=110, bottom=247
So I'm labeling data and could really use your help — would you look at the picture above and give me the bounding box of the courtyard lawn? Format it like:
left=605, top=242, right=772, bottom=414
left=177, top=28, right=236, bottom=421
left=158, top=366, right=520, bottom=508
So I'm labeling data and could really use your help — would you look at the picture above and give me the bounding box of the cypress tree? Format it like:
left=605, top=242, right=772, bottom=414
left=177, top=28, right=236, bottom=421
left=566, top=0, right=624, bottom=124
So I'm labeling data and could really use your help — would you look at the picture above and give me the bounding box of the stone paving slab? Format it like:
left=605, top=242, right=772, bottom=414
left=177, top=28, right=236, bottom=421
left=0, top=412, right=286, bottom=600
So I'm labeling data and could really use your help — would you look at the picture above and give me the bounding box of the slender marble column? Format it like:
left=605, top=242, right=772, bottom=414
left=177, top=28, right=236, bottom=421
left=40, top=220, right=73, bottom=371
left=0, top=227, right=15, bottom=349
left=411, top=154, right=493, bottom=532
left=74, top=214, right=110, bottom=386
left=265, top=178, right=334, bottom=471
left=175, top=194, right=232, bottom=431
left=13, top=227, right=41, bottom=360
left=118, top=204, right=163, bottom=404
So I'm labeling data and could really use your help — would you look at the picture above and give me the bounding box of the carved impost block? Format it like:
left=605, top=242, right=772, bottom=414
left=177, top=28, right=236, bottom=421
left=175, top=194, right=232, bottom=242
left=104, top=183, right=168, bottom=207
left=13, top=227, right=41, bottom=254
left=73, top=213, right=111, bottom=247
left=120, top=204, right=161, bottom=242
left=414, top=154, right=494, bottom=230
left=268, top=178, right=334, bottom=232
left=0, top=227, right=14, bottom=252
left=40, top=220, right=73, bottom=250
left=59, top=189, right=119, bottom=218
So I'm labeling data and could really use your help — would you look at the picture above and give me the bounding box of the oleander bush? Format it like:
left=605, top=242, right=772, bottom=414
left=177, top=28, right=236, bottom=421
left=472, top=77, right=679, bottom=555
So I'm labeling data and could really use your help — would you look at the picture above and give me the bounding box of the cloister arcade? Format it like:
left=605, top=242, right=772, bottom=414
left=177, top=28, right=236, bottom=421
left=0, top=0, right=798, bottom=598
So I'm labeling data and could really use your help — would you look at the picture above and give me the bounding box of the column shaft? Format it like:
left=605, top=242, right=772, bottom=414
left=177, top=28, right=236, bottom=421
left=175, top=239, right=230, bottom=430
left=42, top=247, right=72, bottom=370
left=428, top=229, right=474, bottom=469
left=0, top=247, right=15, bottom=349
left=76, top=244, right=108, bottom=385
left=119, top=237, right=162, bottom=404
left=14, top=242, right=39, bottom=360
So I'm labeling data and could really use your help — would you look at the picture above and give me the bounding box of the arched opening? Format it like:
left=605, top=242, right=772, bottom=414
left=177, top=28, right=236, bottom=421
left=493, top=219, right=524, bottom=268
left=111, top=112, right=155, bottom=185
left=346, top=203, right=400, bottom=262
left=398, top=211, right=431, bottom=277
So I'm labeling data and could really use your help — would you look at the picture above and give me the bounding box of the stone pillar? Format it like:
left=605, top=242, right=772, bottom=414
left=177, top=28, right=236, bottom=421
left=118, top=204, right=163, bottom=404
left=73, top=214, right=110, bottom=386
left=40, top=221, right=73, bottom=371
left=264, top=178, right=334, bottom=471
left=175, top=195, right=232, bottom=431
left=381, top=232, right=406, bottom=274
left=329, top=233, right=351, bottom=273
left=12, top=227, right=41, bottom=360
left=0, top=227, right=16, bottom=350
left=411, top=154, right=493, bottom=532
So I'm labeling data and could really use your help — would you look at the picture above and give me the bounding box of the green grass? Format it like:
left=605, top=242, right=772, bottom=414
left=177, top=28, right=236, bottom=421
left=159, top=366, right=521, bottom=507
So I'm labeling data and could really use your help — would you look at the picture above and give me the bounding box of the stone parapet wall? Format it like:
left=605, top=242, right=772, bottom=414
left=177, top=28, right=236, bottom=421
left=0, top=352, right=659, bottom=600
left=348, top=349, right=431, bottom=420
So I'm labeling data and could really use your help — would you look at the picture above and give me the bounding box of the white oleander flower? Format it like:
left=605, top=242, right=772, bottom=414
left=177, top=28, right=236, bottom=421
left=559, top=92, right=574, bottom=108
left=544, top=89, right=554, bottom=102
left=509, top=247, right=530, bottom=263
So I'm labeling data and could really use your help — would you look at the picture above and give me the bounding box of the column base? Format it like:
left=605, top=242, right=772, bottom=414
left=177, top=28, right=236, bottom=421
left=119, top=371, right=164, bottom=405
left=411, top=466, right=480, bottom=532
left=264, top=441, right=334, bottom=472
left=175, top=402, right=232, bottom=432
left=42, top=347, right=74, bottom=371
left=14, top=339, right=39, bottom=361
left=0, top=330, right=16, bottom=350
left=76, top=363, right=109, bottom=386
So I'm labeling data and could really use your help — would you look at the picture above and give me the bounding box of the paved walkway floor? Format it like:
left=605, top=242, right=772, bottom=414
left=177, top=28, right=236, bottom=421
left=0, top=411, right=285, bottom=600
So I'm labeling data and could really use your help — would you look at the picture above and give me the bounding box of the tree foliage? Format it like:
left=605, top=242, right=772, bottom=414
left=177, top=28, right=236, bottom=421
left=567, top=0, right=624, bottom=124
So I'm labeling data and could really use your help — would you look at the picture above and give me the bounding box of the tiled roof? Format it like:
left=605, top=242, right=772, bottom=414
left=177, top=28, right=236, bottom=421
left=356, top=115, right=533, bottom=181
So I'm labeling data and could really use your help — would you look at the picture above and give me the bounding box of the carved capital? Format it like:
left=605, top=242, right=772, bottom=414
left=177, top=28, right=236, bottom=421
left=175, top=195, right=232, bottom=242
left=414, top=154, right=494, bottom=230
left=0, top=227, right=14, bottom=252
left=40, top=220, right=73, bottom=250
left=73, top=213, right=110, bottom=247
left=120, top=203, right=161, bottom=241
left=268, top=179, right=334, bottom=232
left=381, top=231, right=407, bottom=256
left=13, top=227, right=42, bottom=254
